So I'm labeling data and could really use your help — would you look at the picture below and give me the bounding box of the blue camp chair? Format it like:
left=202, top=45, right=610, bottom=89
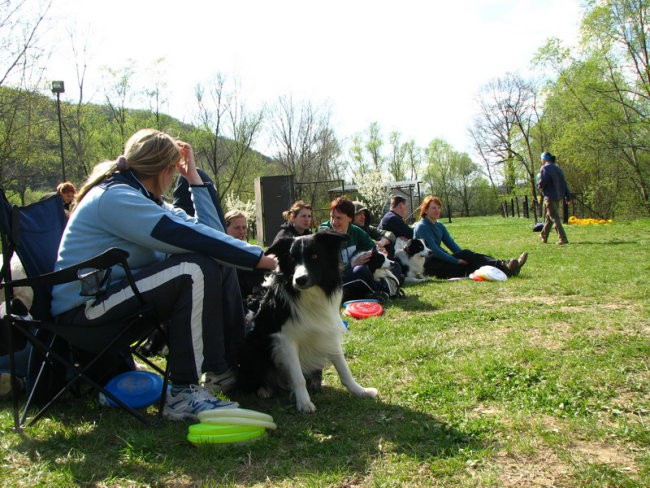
left=0, top=188, right=169, bottom=429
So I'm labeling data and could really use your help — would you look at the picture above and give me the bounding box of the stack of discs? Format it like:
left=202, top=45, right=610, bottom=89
left=187, top=408, right=277, bottom=446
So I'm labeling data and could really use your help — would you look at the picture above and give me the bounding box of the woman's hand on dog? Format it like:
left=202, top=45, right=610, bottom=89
left=257, top=254, right=278, bottom=270
left=351, top=250, right=372, bottom=267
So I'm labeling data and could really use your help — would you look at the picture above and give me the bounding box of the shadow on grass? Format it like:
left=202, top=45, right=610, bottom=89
left=7, top=386, right=487, bottom=485
left=566, top=240, right=640, bottom=245
left=387, top=282, right=441, bottom=312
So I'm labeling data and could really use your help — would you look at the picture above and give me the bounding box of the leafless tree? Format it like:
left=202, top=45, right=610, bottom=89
left=101, top=62, right=137, bottom=156
left=194, top=74, right=264, bottom=202
left=470, top=73, right=547, bottom=199
left=60, top=32, right=97, bottom=179
left=0, top=0, right=52, bottom=197
left=269, top=95, right=340, bottom=192
left=0, top=0, right=51, bottom=87
left=143, top=58, right=169, bottom=131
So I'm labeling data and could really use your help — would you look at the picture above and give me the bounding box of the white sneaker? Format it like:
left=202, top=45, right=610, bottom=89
left=200, top=368, right=237, bottom=394
left=162, top=385, right=238, bottom=422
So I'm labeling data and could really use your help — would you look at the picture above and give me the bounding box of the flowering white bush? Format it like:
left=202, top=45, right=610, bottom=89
left=354, top=169, right=390, bottom=222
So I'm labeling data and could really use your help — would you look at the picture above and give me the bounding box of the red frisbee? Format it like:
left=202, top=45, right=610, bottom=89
left=344, top=301, right=383, bottom=319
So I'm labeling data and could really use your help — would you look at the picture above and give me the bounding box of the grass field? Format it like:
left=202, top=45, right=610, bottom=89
left=1, top=216, right=648, bottom=487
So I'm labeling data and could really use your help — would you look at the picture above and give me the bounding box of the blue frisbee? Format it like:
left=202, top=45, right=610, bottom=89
left=102, top=371, right=165, bottom=409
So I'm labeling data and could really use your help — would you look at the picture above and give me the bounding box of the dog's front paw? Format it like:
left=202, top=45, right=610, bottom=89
left=296, top=399, right=317, bottom=413
left=359, top=387, right=378, bottom=398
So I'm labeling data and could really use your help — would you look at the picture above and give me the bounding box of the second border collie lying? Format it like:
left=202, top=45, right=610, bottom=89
left=365, top=247, right=402, bottom=298
left=237, top=230, right=378, bottom=413
left=395, top=239, right=433, bottom=283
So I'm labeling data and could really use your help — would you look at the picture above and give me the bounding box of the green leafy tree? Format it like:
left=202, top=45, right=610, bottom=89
left=403, top=139, right=422, bottom=182
left=423, top=139, right=456, bottom=213
left=454, top=152, right=481, bottom=216
left=388, top=131, right=407, bottom=181
left=423, top=139, right=482, bottom=216
left=534, top=0, right=650, bottom=216
left=348, top=133, right=367, bottom=175
left=365, top=121, right=383, bottom=171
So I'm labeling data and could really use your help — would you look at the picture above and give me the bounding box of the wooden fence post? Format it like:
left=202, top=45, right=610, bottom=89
left=523, top=195, right=529, bottom=218
left=515, top=197, right=520, bottom=218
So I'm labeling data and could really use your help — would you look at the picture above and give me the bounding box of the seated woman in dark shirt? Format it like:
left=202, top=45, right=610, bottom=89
left=223, top=210, right=266, bottom=307
left=272, top=200, right=313, bottom=244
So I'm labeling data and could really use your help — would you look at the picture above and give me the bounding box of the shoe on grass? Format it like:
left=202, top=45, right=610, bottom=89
left=201, top=368, right=237, bottom=394
left=517, top=252, right=528, bottom=269
left=556, top=240, right=569, bottom=245
left=163, top=385, right=238, bottom=422
left=506, top=259, right=520, bottom=276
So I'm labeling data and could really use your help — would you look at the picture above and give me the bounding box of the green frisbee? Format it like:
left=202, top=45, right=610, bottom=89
left=188, top=422, right=263, bottom=436
left=187, top=423, right=266, bottom=445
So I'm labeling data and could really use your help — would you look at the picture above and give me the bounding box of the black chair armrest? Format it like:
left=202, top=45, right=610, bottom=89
left=1, top=248, right=130, bottom=289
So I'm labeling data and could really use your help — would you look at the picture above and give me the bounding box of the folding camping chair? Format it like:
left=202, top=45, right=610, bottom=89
left=0, top=188, right=169, bottom=429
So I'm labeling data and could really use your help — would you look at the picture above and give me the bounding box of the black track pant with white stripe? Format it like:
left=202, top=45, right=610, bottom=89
left=56, top=253, right=245, bottom=386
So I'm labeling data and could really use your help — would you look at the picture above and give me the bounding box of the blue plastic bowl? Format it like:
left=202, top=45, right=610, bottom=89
left=102, top=371, right=164, bottom=409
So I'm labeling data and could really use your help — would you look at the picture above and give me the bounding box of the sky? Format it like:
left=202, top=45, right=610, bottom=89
left=42, top=0, right=584, bottom=158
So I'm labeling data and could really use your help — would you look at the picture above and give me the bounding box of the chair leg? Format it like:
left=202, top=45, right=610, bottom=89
left=18, top=323, right=161, bottom=428
left=130, top=323, right=170, bottom=420
left=22, top=330, right=153, bottom=427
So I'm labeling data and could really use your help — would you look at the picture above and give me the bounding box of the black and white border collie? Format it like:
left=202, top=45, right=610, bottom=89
left=236, top=230, right=378, bottom=413
left=365, top=247, right=393, bottom=280
left=394, top=239, right=432, bottom=283
left=365, top=247, right=401, bottom=297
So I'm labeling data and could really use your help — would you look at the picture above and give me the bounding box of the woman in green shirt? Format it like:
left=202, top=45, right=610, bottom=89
left=320, top=197, right=387, bottom=302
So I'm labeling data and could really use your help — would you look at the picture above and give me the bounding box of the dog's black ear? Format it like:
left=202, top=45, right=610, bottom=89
left=265, top=237, right=294, bottom=258
left=315, top=228, right=348, bottom=244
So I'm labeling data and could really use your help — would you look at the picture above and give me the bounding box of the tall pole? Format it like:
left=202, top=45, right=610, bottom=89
left=51, top=80, right=66, bottom=182
left=55, top=92, right=65, bottom=181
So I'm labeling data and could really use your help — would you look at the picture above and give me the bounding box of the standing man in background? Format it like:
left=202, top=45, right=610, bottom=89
left=538, top=152, right=571, bottom=245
